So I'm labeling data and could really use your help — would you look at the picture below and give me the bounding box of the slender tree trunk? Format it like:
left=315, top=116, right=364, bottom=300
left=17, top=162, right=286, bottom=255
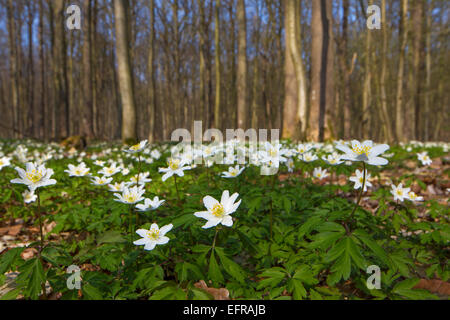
left=237, top=0, right=247, bottom=129
left=283, top=0, right=307, bottom=140
left=395, top=0, right=408, bottom=142
left=214, top=0, right=222, bottom=129
left=114, top=0, right=137, bottom=142
left=147, top=0, right=156, bottom=142
left=380, top=0, right=393, bottom=143
left=7, top=0, right=19, bottom=138
left=424, top=0, right=432, bottom=141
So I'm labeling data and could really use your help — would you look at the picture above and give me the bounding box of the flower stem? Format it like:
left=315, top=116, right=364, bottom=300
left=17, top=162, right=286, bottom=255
left=36, top=189, right=47, bottom=299
left=129, top=204, right=134, bottom=244
left=174, top=175, right=181, bottom=203
left=349, top=162, right=366, bottom=225
left=136, top=153, right=142, bottom=227
left=211, top=226, right=219, bottom=252
left=36, top=189, right=44, bottom=253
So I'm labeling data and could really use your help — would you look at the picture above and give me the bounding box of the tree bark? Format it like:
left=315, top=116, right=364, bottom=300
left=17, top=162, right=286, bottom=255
left=237, top=0, right=247, bottom=129
left=395, top=0, right=408, bottom=142
left=114, top=0, right=137, bottom=142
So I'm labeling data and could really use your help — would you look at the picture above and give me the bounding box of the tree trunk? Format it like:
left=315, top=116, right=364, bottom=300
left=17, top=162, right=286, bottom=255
left=114, top=0, right=137, bottom=142
left=214, top=0, right=222, bottom=129
left=147, top=0, right=156, bottom=142
left=282, top=0, right=307, bottom=140
left=237, top=0, right=247, bottom=129
left=380, top=0, right=393, bottom=143
left=395, top=0, right=408, bottom=142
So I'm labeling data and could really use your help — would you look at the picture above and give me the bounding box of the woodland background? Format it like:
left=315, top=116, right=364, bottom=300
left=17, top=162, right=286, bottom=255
left=0, top=0, right=448, bottom=143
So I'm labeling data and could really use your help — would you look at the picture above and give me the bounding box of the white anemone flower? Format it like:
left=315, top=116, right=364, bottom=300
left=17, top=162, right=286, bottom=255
left=133, top=223, right=173, bottom=251
left=313, top=167, right=329, bottom=180
left=125, top=140, right=148, bottom=154
left=0, top=156, right=11, bottom=170
left=336, top=140, right=389, bottom=166
left=135, top=196, right=165, bottom=211
left=108, top=181, right=128, bottom=193
left=417, top=152, right=432, bottom=166
left=194, top=190, right=241, bottom=229
left=90, top=176, right=113, bottom=186
left=349, top=169, right=372, bottom=192
left=129, top=172, right=152, bottom=185
left=94, top=160, right=105, bottom=166
left=65, top=162, right=90, bottom=177
left=98, top=163, right=121, bottom=177
left=286, top=158, right=295, bottom=172
left=158, top=158, right=191, bottom=182
left=301, top=152, right=318, bottom=162
left=114, top=186, right=145, bottom=204
left=322, top=153, right=344, bottom=165
left=11, top=162, right=57, bottom=191
left=221, top=165, right=245, bottom=178
left=391, top=183, right=410, bottom=202
left=259, top=142, right=288, bottom=168
left=407, top=191, right=424, bottom=203
left=22, top=189, right=37, bottom=203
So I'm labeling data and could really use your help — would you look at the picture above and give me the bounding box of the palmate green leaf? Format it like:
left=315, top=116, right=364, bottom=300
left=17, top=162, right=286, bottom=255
left=171, top=213, right=198, bottom=228
left=309, top=230, right=344, bottom=250
left=190, top=288, right=213, bottom=300
left=215, top=248, right=246, bottom=284
left=82, top=283, right=104, bottom=300
left=208, top=250, right=224, bottom=284
left=0, top=247, right=25, bottom=274
left=96, top=230, right=126, bottom=244
left=297, top=216, right=323, bottom=238
left=150, top=285, right=186, bottom=300
left=328, top=251, right=351, bottom=285
left=0, top=288, right=21, bottom=300
left=175, top=262, right=204, bottom=282
left=256, top=267, right=287, bottom=290
left=353, top=229, right=392, bottom=268
left=16, top=258, right=45, bottom=299
left=288, top=278, right=307, bottom=300
left=392, top=278, right=439, bottom=300
left=292, top=266, right=318, bottom=286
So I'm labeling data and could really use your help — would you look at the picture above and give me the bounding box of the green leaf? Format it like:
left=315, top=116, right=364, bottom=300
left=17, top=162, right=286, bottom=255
left=82, top=283, right=104, bottom=300
left=96, top=230, right=126, bottom=244
left=0, top=247, right=25, bottom=274
left=353, top=229, right=392, bottom=268
left=288, top=278, right=307, bottom=300
left=17, top=258, right=45, bottom=299
left=215, top=248, right=246, bottom=284
left=208, top=250, right=224, bottom=284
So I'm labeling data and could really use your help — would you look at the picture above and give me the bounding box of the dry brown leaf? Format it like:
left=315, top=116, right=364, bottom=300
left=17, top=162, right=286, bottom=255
left=194, top=280, right=230, bottom=300
left=413, top=279, right=450, bottom=297
left=21, top=248, right=38, bottom=260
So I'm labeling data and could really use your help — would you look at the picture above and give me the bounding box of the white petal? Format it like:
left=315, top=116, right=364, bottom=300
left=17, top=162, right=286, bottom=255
left=203, top=196, right=219, bottom=211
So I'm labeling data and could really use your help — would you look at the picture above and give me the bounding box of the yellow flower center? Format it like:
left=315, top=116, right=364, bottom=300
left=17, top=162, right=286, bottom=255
left=130, top=143, right=141, bottom=151
left=147, top=229, right=160, bottom=240
left=26, top=169, right=43, bottom=183
left=0, top=160, right=3, bottom=166
left=269, top=149, right=277, bottom=157
left=75, top=169, right=81, bottom=175
left=169, top=159, right=180, bottom=170
left=124, top=194, right=137, bottom=203
left=230, top=169, right=238, bottom=176
left=359, top=177, right=364, bottom=183
left=397, top=190, right=403, bottom=196
left=211, top=203, right=225, bottom=217
left=352, top=145, right=371, bottom=156
left=408, top=192, right=416, bottom=199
